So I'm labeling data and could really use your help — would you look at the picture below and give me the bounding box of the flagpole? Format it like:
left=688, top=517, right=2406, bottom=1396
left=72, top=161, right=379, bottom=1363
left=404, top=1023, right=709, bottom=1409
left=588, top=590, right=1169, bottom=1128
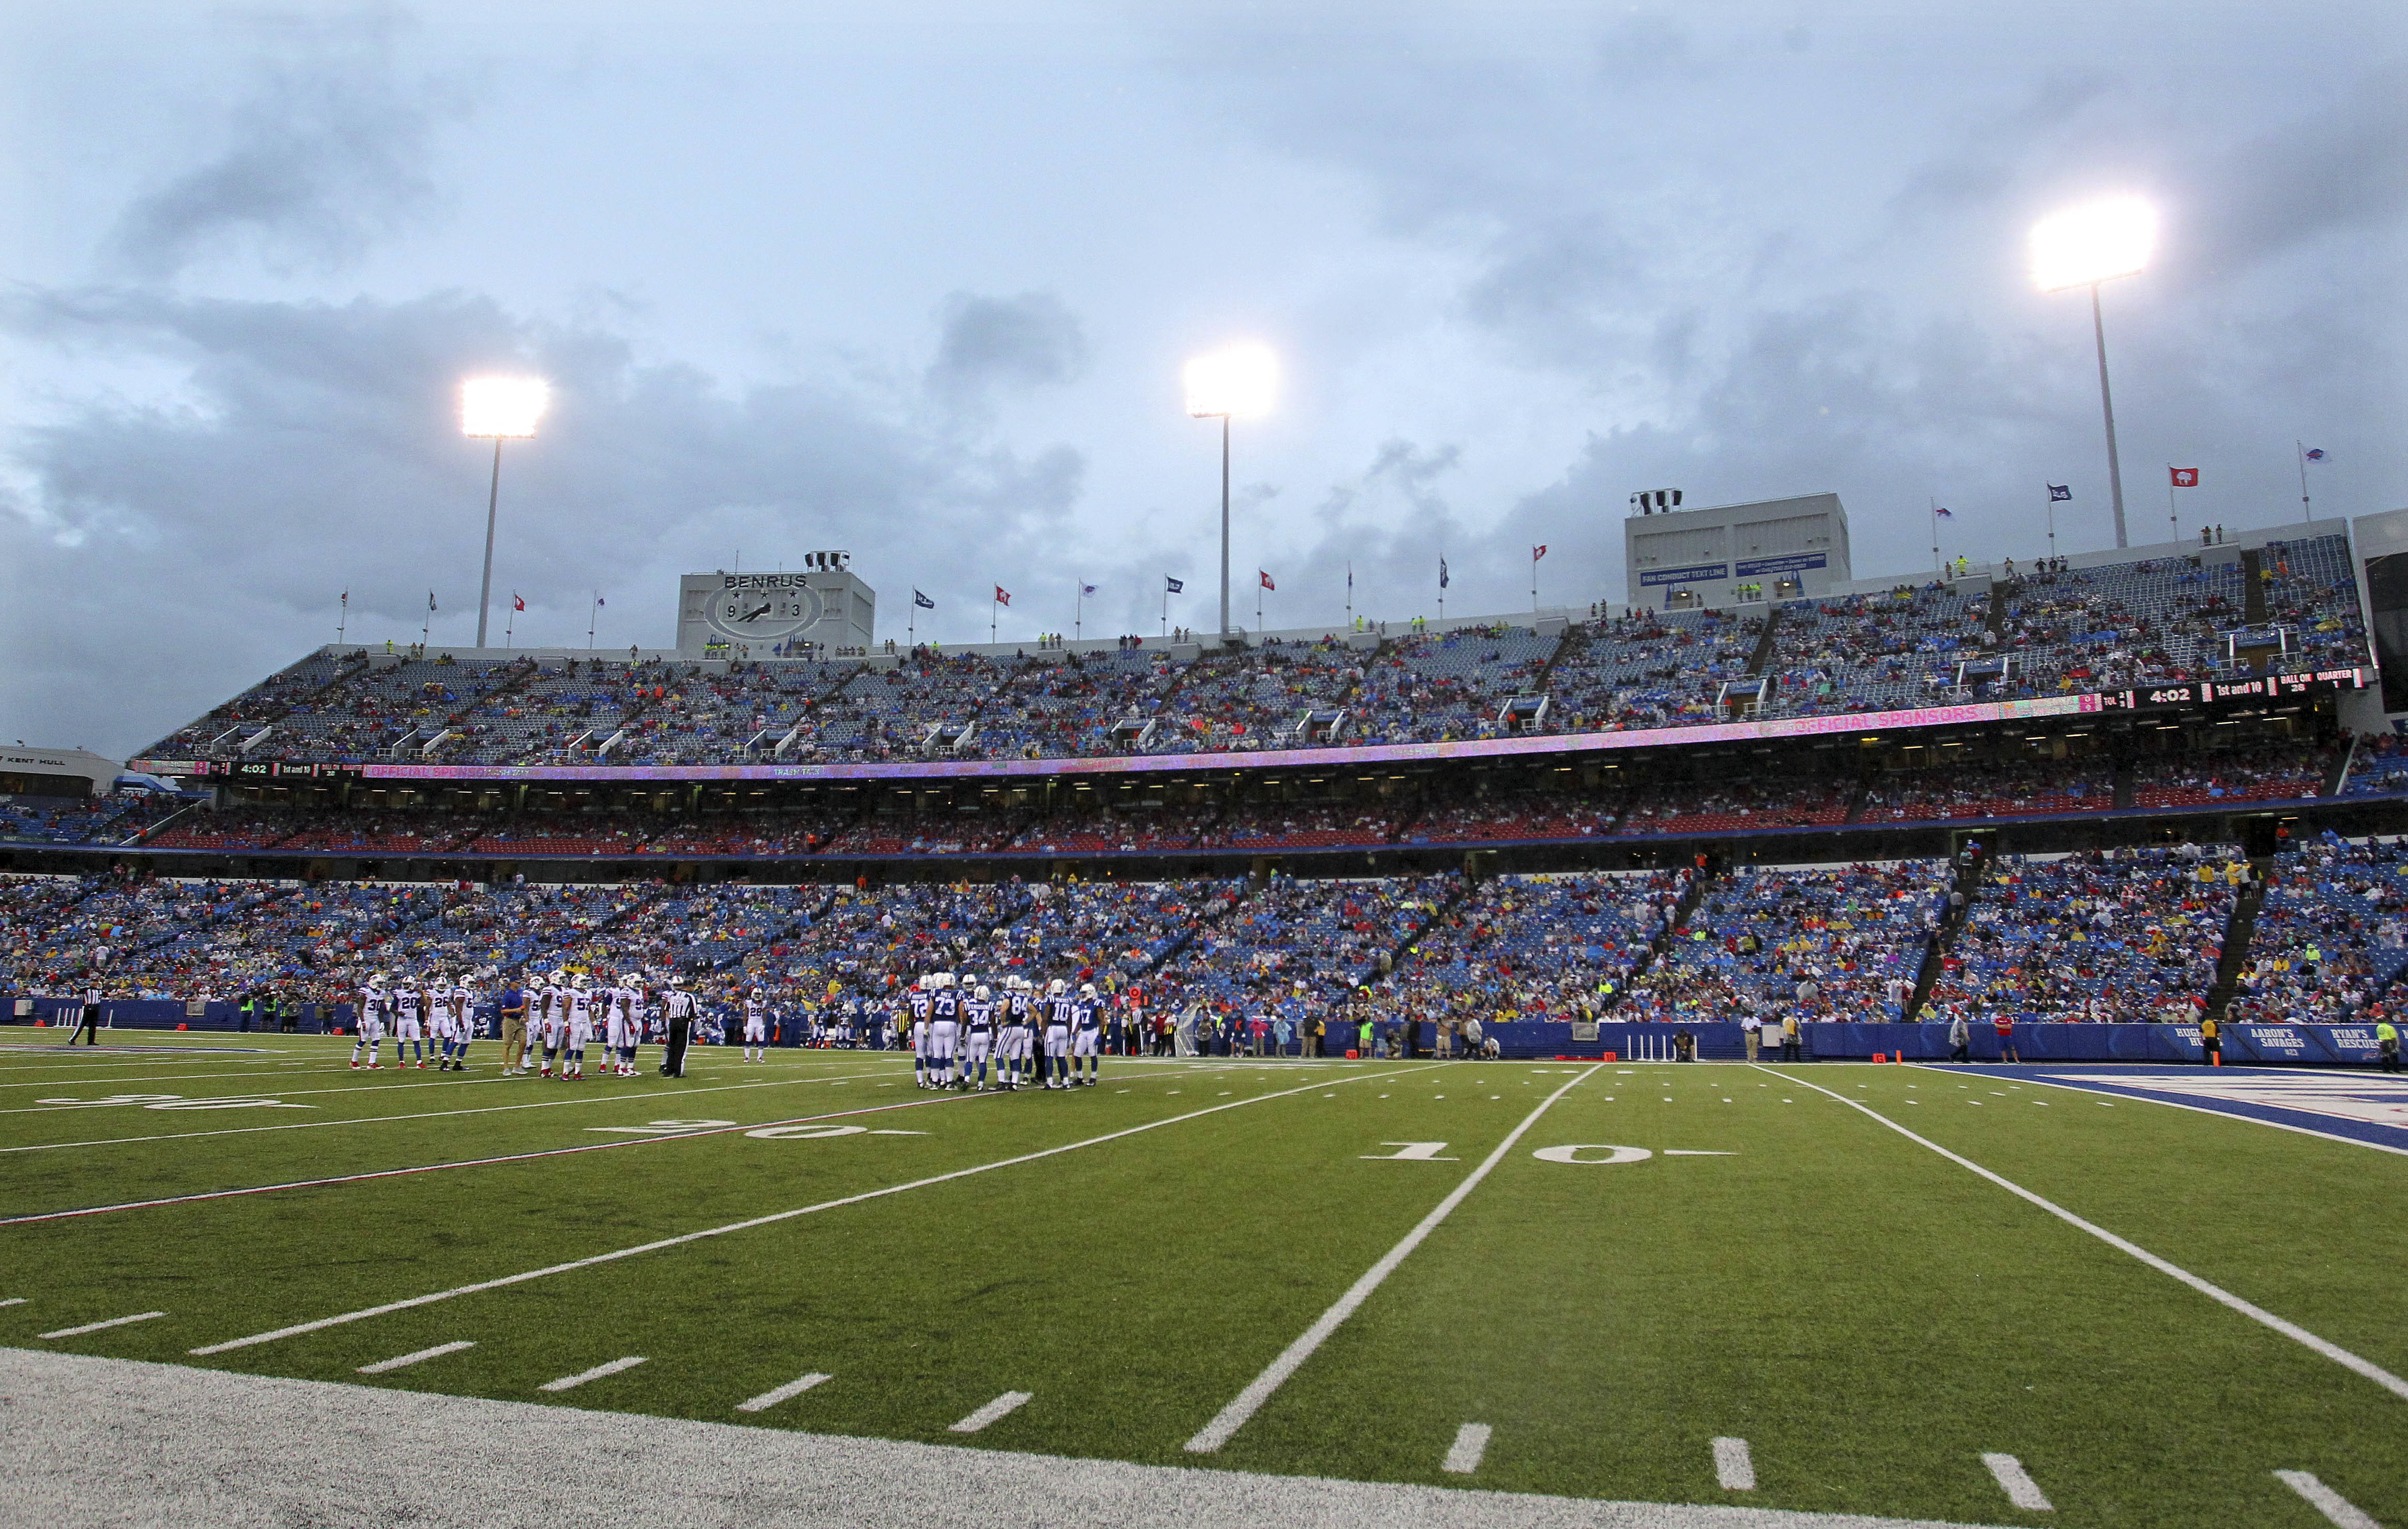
left=338, top=591, right=348, bottom=646
left=1345, top=561, right=1353, bottom=628
left=2044, top=488, right=2057, bottom=561
left=991, top=592, right=998, bottom=645
left=1531, top=548, right=1539, bottom=614
left=1074, top=581, right=1082, bottom=644
left=505, top=597, right=515, bottom=648
left=588, top=592, right=597, bottom=648
left=2167, top=465, right=2180, bottom=545
left=2296, top=441, right=2312, bottom=524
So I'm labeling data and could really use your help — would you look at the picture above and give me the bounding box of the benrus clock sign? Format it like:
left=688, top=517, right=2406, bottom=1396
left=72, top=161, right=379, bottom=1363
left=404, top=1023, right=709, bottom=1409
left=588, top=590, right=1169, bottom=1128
left=706, top=574, right=825, bottom=644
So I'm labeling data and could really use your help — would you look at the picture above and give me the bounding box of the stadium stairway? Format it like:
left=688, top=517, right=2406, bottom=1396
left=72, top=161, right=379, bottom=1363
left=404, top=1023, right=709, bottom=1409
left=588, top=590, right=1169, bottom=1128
left=1743, top=604, right=1784, bottom=677
left=1375, top=873, right=1474, bottom=990
left=2241, top=547, right=2269, bottom=624
left=2112, top=759, right=2136, bottom=810
left=2324, top=737, right=2358, bottom=797
left=1532, top=621, right=1589, bottom=693
left=2202, top=872, right=2269, bottom=1023
left=1907, top=853, right=1985, bottom=1019
left=1604, top=860, right=1719, bottom=1013
left=1984, top=579, right=2011, bottom=646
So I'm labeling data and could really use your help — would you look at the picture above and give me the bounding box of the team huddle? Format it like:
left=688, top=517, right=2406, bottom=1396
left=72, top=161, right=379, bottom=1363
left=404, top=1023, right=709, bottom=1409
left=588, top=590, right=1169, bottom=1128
left=349, top=973, right=485, bottom=1071
left=906, top=973, right=1103, bottom=1091
left=343, top=968, right=1111, bottom=1092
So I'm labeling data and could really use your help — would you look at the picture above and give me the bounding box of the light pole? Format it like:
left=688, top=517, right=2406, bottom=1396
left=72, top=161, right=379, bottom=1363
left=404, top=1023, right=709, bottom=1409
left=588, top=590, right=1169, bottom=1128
left=459, top=377, right=549, bottom=648
left=2031, top=196, right=2155, bottom=550
left=1184, top=344, right=1276, bottom=643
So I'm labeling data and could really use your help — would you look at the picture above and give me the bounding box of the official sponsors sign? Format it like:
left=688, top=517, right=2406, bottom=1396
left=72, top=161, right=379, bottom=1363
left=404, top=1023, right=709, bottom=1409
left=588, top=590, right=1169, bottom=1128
left=1734, top=553, right=1827, bottom=578
left=1638, top=563, right=1729, bottom=587
left=124, top=668, right=2356, bottom=789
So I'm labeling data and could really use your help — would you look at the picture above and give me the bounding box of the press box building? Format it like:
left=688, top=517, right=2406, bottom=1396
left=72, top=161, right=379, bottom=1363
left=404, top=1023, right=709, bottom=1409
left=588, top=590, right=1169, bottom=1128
left=1623, top=492, right=1851, bottom=613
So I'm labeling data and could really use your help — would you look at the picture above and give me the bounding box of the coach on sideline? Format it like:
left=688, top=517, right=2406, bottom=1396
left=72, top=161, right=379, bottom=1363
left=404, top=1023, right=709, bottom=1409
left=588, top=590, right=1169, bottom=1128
left=499, top=975, right=529, bottom=1076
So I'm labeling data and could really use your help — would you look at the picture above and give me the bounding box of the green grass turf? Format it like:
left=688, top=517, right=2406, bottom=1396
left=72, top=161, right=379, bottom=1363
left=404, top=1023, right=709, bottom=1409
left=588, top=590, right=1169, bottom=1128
left=2, top=1035, right=2402, bottom=1527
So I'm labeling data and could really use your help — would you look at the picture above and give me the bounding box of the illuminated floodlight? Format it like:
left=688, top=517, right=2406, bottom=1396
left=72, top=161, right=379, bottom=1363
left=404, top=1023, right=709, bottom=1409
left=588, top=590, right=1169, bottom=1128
left=2030, top=196, right=2156, bottom=293
left=461, top=376, right=550, bottom=438
left=1184, top=344, right=1277, bottom=419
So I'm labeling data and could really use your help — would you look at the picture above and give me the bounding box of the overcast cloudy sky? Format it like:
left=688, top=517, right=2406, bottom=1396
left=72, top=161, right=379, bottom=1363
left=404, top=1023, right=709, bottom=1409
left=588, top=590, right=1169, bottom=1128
left=3, top=0, right=2402, bottom=756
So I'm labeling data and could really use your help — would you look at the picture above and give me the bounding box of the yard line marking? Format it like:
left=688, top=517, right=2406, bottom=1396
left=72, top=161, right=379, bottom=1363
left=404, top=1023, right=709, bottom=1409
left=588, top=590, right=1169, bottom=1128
left=539, top=1355, right=647, bottom=1392
left=357, top=1340, right=474, bottom=1374
left=0, top=1297, right=24, bottom=1307
left=2, top=1095, right=977, bottom=1226
left=949, top=1390, right=1032, bottom=1432
left=39, top=1311, right=164, bottom=1339
left=1762, top=1065, right=2408, bottom=1406
left=1441, top=1423, right=1490, bottom=1474
left=1185, top=1064, right=1600, bottom=1454
left=1713, top=1436, right=1756, bottom=1490
left=186, top=1064, right=1439, bottom=1356
left=1980, top=1453, right=2052, bottom=1511
left=735, top=1371, right=831, bottom=1413
left=2275, top=1470, right=2381, bottom=1528
left=0, top=1066, right=914, bottom=1157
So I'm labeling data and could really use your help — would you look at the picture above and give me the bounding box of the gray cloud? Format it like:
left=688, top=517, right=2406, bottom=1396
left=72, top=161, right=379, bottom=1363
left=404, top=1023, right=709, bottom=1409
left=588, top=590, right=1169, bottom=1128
left=106, top=11, right=461, bottom=281
left=926, top=292, right=1090, bottom=402
left=0, top=285, right=1090, bottom=753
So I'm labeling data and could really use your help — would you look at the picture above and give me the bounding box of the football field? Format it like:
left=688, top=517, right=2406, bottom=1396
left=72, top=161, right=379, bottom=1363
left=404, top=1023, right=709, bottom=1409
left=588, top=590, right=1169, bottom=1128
left=3, top=1034, right=2403, bottom=1527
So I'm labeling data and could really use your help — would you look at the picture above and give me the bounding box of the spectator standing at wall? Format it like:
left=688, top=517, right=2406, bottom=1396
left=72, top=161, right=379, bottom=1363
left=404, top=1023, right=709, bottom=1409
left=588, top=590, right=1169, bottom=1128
left=1779, top=1013, right=1802, bottom=1063
left=2199, top=1012, right=2221, bottom=1067
left=1993, top=1012, right=2020, bottom=1063
left=1949, top=1012, right=1971, bottom=1064
left=1741, top=1011, right=1762, bottom=1062
left=2378, top=1017, right=2399, bottom=1074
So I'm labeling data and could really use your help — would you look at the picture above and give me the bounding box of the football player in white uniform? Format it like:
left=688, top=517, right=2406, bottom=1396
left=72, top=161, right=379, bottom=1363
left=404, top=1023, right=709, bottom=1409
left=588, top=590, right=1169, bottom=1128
left=427, top=977, right=458, bottom=1071
left=562, top=975, right=596, bottom=1080
left=928, top=973, right=959, bottom=1089
left=450, top=973, right=479, bottom=1068
left=351, top=975, right=389, bottom=1069
left=1041, top=981, right=1074, bottom=1089
left=961, top=984, right=995, bottom=1091
left=1071, top=983, right=1102, bottom=1086
left=535, top=970, right=568, bottom=1078
left=602, top=976, right=636, bottom=1076
left=909, top=978, right=933, bottom=1087
left=742, top=987, right=769, bottom=1062
left=393, top=980, right=427, bottom=1069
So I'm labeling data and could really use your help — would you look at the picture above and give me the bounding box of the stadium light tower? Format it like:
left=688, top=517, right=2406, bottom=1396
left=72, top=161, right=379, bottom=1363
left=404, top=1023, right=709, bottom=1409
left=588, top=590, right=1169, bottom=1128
left=460, top=376, right=549, bottom=648
left=2031, top=195, right=2155, bottom=550
left=1184, top=344, right=1276, bottom=641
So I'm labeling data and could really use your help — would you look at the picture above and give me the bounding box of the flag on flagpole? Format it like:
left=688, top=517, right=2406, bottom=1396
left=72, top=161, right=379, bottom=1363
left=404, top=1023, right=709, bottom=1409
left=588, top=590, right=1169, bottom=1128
left=1934, top=506, right=1953, bottom=518
left=994, top=586, right=1011, bottom=606
left=595, top=594, right=605, bottom=607
left=1080, top=582, right=1097, bottom=597
left=2047, top=484, right=2072, bottom=501
left=1258, top=570, right=1275, bottom=591
left=340, top=589, right=348, bottom=605
left=2170, top=467, right=2199, bottom=487
left=913, top=589, right=935, bottom=609
left=513, top=594, right=525, bottom=611
left=2303, top=448, right=2327, bottom=461
left=428, top=591, right=437, bottom=610
left=1165, top=576, right=1184, bottom=594
left=1532, top=544, right=1548, bottom=560
left=1438, top=558, right=1450, bottom=589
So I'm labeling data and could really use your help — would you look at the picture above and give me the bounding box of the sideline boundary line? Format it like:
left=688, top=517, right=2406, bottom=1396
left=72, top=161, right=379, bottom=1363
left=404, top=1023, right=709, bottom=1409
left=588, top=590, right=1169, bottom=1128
left=186, top=1064, right=1439, bottom=1356
left=1759, top=1064, right=2408, bottom=1406
left=1184, top=1063, right=1601, bottom=1452
left=0, top=1094, right=979, bottom=1227
left=1920, top=1064, right=2408, bottom=1160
